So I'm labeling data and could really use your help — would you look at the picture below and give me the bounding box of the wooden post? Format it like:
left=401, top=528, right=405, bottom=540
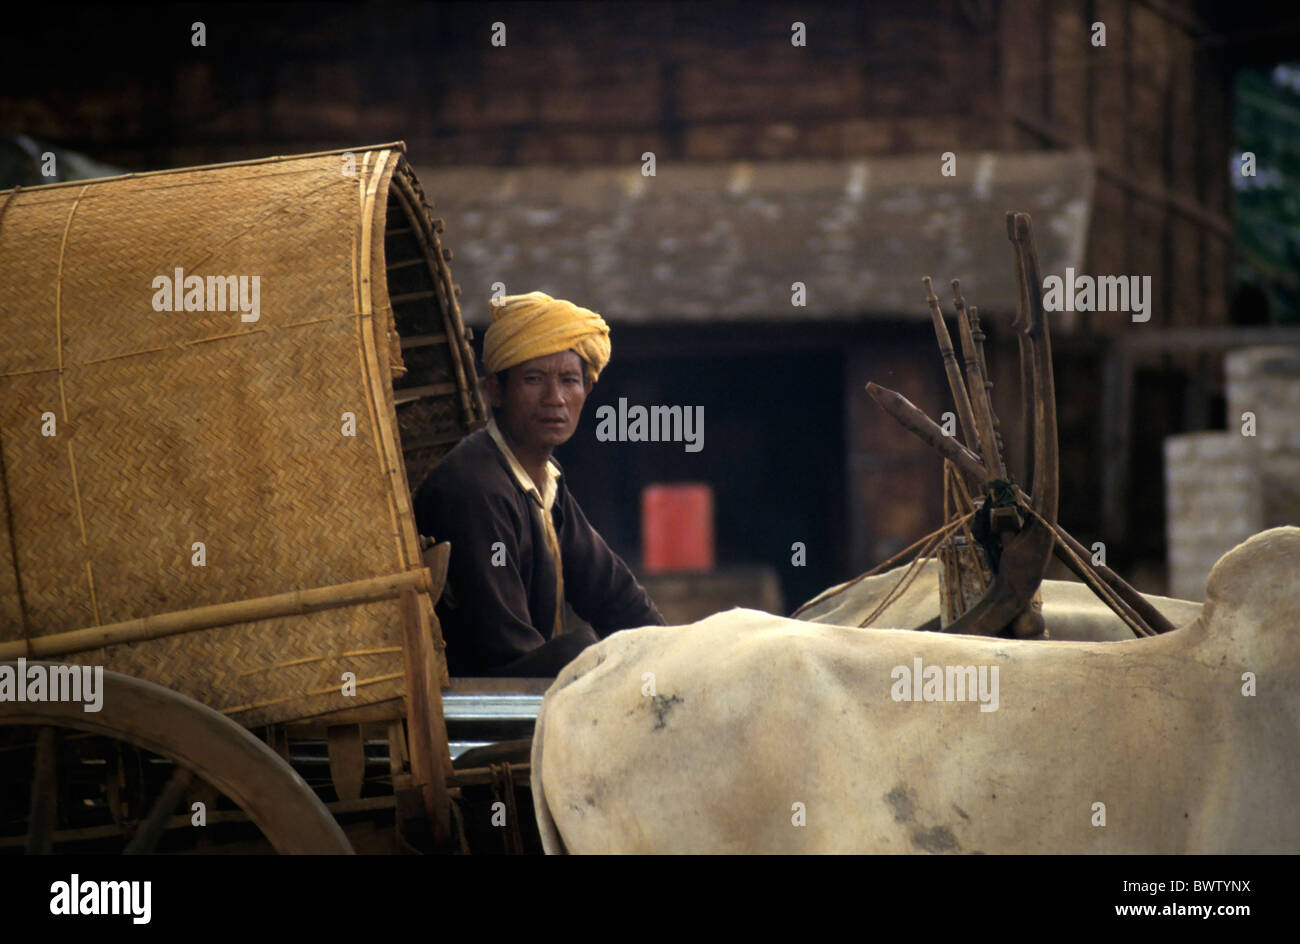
left=398, top=588, right=453, bottom=852
left=26, top=726, right=57, bottom=854
left=1099, top=347, right=1133, bottom=547
left=326, top=725, right=365, bottom=803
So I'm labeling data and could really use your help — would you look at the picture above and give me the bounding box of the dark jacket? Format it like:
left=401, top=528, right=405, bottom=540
left=413, top=429, right=665, bottom=675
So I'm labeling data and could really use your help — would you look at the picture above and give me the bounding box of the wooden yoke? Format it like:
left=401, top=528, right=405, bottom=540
left=941, top=213, right=1057, bottom=638
left=865, top=211, right=1169, bottom=640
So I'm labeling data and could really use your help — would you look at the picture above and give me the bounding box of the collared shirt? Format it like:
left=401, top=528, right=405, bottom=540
left=413, top=426, right=665, bottom=676
left=485, top=418, right=565, bottom=637
left=485, top=418, right=560, bottom=516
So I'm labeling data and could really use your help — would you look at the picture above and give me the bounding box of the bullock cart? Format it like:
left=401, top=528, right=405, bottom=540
left=0, top=144, right=539, bottom=854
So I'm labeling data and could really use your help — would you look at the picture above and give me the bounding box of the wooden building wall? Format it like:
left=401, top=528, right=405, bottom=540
left=4, top=0, right=1249, bottom=591
left=6, top=2, right=1237, bottom=349
left=1000, top=0, right=1234, bottom=338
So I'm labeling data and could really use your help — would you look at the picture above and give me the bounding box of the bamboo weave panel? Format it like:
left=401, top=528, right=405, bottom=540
left=0, top=148, right=426, bottom=725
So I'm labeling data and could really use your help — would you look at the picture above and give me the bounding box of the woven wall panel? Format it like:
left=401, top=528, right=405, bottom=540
left=0, top=147, right=441, bottom=725
left=61, top=601, right=406, bottom=727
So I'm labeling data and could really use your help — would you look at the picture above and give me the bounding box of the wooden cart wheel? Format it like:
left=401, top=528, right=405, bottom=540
left=0, top=664, right=353, bottom=854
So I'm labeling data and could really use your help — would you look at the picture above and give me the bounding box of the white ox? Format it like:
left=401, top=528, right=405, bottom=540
left=531, top=527, right=1300, bottom=853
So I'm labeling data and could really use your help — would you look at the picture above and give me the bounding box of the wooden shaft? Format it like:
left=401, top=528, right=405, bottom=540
left=923, top=277, right=983, bottom=463
left=448, top=763, right=531, bottom=788
left=0, top=569, right=434, bottom=662
left=866, top=382, right=987, bottom=482
left=1045, top=523, right=1154, bottom=638
left=1050, top=522, right=1178, bottom=635
left=1011, top=213, right=1059, bottom=524
left=1007, top=213, right=1037, bottom=489
left=952, top=281, right=1006, bottom=480
left=967, top=305, right=1006, bottom=459
left=124, top=767, right=193, bottom=854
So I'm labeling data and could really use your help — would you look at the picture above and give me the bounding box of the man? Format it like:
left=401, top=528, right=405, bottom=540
left=413, top=291, right=665, bottom=677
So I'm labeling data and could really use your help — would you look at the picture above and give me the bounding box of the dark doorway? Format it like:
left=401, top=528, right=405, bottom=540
left=549, top=323, right=847, bottom=614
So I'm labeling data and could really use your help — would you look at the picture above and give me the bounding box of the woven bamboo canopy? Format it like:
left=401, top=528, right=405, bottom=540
left=0, top=143, right=486, bottom=726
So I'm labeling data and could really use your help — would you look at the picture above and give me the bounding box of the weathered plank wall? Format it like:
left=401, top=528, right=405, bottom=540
left=3, top=0, right=1247, bottom=589
left=1000, top=0, right=1234, bottom=340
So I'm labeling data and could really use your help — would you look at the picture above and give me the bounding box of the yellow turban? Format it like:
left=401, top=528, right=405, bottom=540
left=482, top=291, right=611, bottom=383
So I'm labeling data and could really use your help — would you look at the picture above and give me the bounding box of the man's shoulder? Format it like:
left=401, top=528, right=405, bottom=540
left=415, top=430, right=515, bottom=506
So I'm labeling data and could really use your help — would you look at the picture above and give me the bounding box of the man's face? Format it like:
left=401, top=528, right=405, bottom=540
left=487, top=350, right=593, bottom=451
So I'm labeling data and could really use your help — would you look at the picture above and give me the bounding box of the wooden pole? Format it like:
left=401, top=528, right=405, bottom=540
left=1007, top=213, right=1037, bottom=491
left=1040, top=519, right=1155, bottom=638
left=399, top=588, right=453, bottom=852
left=1047, top=518, right=1177, bottom=635
left=923, top=277, right=984, bottom=477
left=1011, top=213, right=1059, bottom=522
left=0, top=569, right=434, bottom=661
left=952, top=281, right=1007, bottom=480
left=967, top=305, right=1006, bottom=457
left=866, top=383, right=987, bottom=483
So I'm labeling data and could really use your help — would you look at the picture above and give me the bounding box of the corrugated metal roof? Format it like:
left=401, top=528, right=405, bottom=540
left=415, top=150, right=1094, bottom=326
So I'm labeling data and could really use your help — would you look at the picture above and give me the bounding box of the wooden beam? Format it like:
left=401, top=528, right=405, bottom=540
left=998, top=0, right=1015, bottom=150
left=389, top=290, right=437, bottom=305
left=1132, top=0, right=1209, bottom=36
left=1195, top=20, right=1300, bottom=52
left=1009, top=112, right=1234, bottom=239
left=399, top=332, right=449, bottom=349
left=392, top=382, right=461, bottom=405
left=0, top=568, right=435, bottom=661
left=1117, top=326, right=1300, bottom=353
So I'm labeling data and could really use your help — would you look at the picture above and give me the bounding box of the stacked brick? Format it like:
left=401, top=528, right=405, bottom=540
left=1165, top=347, right=1300, bottom=600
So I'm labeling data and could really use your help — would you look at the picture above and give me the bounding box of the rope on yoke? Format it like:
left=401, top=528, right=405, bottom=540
left=858, top=511, right=977, bottom=628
